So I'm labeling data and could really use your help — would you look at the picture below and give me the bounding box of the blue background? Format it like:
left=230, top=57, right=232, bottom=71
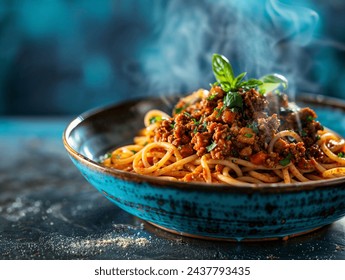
left=1, top=0, right=344, bottom=116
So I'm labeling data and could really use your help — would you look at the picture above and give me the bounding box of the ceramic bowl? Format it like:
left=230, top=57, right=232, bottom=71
left=63, top=94, right=345, bottom=241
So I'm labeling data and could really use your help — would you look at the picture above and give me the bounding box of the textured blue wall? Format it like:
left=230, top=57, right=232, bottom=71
left=0, top=0, right=344, bottom=115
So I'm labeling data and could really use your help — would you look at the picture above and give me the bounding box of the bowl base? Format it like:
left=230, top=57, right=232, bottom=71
left=146, top=221, right=324, bottom=242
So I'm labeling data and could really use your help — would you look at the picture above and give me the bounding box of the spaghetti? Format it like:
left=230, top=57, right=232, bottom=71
left=102, top=55, right=345, bottom=185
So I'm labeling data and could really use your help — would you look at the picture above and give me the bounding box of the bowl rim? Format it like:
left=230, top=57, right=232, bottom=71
left=63, top=93, right=345, bottom=193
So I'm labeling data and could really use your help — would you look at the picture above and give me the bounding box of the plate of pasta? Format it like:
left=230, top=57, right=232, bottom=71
left=63, top=54, right=345, bottom=241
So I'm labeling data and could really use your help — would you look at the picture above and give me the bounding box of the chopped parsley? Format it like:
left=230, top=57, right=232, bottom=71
left=202, top=121, right=208, bottom=132
left=279, top=153, right=292, bottom=166
left=206, top=141, right=217, bottom=152
left=306, top=115, right=315, bottom=122
left=174, top=103, right=189, bottom=114
left=183, top=111, right=192, bottom=118
left=244, top=133, right=253, bottom=138
left=105, top=153, right=112, bottom=159
left=149, top=116, right=162, bottom=124
left=338, top=152, right=345, bottom=158
left=207, top=93, right=217, bottom=101
left=301, top=130, right=307, bottom=137
left=247, top=122, right=259, bottom=134
left=215, top=107, right=224, bottom=118
left=192, top=118, right=200, bottom=126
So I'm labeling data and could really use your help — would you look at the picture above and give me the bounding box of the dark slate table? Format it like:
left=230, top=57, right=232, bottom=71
left=1, top=117, right=345, bottom=260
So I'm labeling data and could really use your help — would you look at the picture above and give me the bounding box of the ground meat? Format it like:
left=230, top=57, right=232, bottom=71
left=179, top=143, right=194, bottom=158
left=191, top=132, right=211, bottom=157
left=241, top=88, right=268, bottom=119
left=266, top=92, right=289, bottom=115
left=153, top=87, right=324, bottom=167
left=257, top=114, right=280, bottom=144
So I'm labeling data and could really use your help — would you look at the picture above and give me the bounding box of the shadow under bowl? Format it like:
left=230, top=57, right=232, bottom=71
left=63, top=94, right=345, bottom=241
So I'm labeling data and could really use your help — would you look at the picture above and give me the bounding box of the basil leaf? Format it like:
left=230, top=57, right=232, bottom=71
left=241, top=78, right=263, bottom=88
left=260, top=73, right=288, bottom=88
left=212, top=54, right=235, bottom=92
left=233, top=72, right=247, bottom=88
left=258, top=73, right=288, bottom=94
left=223, top=91, right=243, bottom=110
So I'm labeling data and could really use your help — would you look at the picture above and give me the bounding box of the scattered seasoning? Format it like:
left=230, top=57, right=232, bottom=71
left=247, top=122, right=259, bottom=134
left=130, top=150, right=137, bottom=154
left=192, top=119, right=200, bottom=126
left=214, top=107, right=224, bottom=118
left=316, top=135, right=321, bottom=141
left=174, top=103, right=189, bottom=114
left=306, top=115, right=315, bottom=122
left=244, top=133, right=253, bottom=138
left=149, top=116, right=162, bottom=124
left=206, top=142, right=217, bottom=152
left=183, top=112, right=192, bottom=118
left=301, top=130, right=307, bottom=137
left=338, top=152, right=345, bottom=158
left=207, top=93, right=217, bottom=100
left=202, top=121, right=208, bottom=132
left=279, top=153, right=292, bottom=166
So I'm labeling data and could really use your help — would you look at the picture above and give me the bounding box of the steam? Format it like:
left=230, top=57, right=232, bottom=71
left=141, top=0, right=321, bottom=100
left=266, top=0, right=319, bottom=47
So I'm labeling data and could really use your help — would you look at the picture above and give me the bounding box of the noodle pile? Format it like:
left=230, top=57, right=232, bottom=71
left=102, top=105, right=345, bottom=185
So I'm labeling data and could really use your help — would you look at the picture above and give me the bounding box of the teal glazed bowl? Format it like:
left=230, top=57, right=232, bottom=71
left=63, top=94, right=345, bottom=241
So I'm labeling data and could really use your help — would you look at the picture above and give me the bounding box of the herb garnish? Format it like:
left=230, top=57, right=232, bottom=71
left=212, top=54, right=288, bottom=113
left=202, top=121, right=208, bottom=132
left=223, top=90, right=243, bottom=111
left=207, top=93, right=217, bottom=101
left=247, top=122, right=259, bottom=134
left=279, top=153, right=292, bottom=166
left=174, top=103, right=189, bottom=114
left=244, top=133, right=253, bottom=138
left=306, top=115, right=315, bottom=122
left=206, top=141, right=217, bottom=152
left=215, top=107, right=224, bottom=118
left=258, top=73, right=288, bottom=95
left=183, top=112, right=192, bottom=118
left=338, top=152, right=345, bottom=158
left=149, top=116, right=163, bottom=124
